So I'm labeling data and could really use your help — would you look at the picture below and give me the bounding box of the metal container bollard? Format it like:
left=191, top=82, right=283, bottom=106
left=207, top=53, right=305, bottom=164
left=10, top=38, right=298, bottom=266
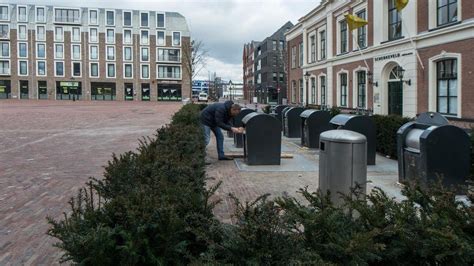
left=273, top=105, right=288, bottom=124
left=233, top=108, right=256, bottom=148
left=281, top=106, right=292, bottom=135
left=319, top=130, right=367, bottom=206
left=283, top=107, right=305, bottom=138
left=300, top=110, right=332, bottom=148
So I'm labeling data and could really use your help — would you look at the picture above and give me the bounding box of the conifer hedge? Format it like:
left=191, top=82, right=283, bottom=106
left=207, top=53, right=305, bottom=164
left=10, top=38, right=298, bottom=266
left=48, top=104, right=474, bottom=265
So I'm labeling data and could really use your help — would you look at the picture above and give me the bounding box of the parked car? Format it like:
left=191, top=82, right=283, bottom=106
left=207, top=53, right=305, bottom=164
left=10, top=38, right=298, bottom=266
left=198, top=92, right=208, bottom=102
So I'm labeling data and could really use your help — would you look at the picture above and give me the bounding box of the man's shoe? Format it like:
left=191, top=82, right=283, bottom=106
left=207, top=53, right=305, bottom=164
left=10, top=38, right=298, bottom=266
left=218, top=156, right=233, bottom=161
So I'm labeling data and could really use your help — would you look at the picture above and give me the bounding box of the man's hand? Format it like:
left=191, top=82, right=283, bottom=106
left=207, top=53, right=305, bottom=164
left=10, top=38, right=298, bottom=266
left=231, top=127, right=245, bottom=134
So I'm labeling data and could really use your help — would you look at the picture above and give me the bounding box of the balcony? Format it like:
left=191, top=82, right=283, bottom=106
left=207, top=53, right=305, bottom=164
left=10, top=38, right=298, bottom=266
left=157, top=54, right=181, bottom=63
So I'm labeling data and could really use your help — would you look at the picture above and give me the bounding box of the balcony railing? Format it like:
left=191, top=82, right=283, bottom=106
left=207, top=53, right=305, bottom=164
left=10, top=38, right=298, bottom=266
left=157, top=55, right=181, bottom=62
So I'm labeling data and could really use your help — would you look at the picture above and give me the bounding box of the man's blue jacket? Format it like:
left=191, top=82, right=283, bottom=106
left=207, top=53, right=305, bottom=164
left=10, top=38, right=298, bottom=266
left=200, top=101, right=234, bottom=131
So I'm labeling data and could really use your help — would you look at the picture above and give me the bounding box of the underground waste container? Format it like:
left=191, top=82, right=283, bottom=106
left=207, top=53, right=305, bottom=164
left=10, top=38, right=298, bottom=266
left=242, top=113, right=282, bottom=165
left=281, top=106, right=293, bottom=134
left=300, top=110, right=332, bottom=148
left=283, top=107, right=305, bottom=138
left=397, top=112, right=470, bottom=188
left=319, top=130, right=367, bottom=206
left=330, top=114, right=376, bottom=165
left=272, top=105, right=288, bottom=124
left=233, top=108, right=256, bottom=148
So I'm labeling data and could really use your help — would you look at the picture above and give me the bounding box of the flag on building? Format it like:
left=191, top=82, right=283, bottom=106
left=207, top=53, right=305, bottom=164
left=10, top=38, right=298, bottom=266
left=395, top=0, right=409, bottom=12
left=345, top=14, right=368, bottom=31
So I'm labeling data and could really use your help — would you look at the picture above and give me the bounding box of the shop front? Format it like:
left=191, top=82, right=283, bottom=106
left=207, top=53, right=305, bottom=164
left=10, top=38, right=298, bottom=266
left=0, top=80, right=11, bottom=99
left=56, top=81, right=82, bottom=100
left=124, top=83, right=134, bottom=101
left=38, top=81, right=48, bottom=99
left=141, top=83, right=150, bottom=101
left=20, top=80, right=29, bottom=99
left=158, top=84, right=182, bottom=101
left=91, top=82, right=116, bottom=101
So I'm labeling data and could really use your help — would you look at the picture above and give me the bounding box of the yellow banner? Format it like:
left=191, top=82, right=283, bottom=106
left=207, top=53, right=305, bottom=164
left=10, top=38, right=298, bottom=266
left=395, top=0, right=409, bottom=12
left=345, top=14, right=368, bottom=32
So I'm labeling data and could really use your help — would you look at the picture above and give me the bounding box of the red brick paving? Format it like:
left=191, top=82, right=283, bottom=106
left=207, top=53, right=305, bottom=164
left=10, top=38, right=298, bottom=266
left=0, top=100, right=181, bottom=265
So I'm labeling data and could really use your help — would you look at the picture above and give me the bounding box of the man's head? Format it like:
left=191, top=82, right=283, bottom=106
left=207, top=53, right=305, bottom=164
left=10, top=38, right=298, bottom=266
left=229, top=104, right=241, bottom=117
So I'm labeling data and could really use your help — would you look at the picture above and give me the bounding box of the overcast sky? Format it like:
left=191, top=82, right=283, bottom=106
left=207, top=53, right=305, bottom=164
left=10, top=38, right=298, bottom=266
left=9, top=0, right=320, bottom=82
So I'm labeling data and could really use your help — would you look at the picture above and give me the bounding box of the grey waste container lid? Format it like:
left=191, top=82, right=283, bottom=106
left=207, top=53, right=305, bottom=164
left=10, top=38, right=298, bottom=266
left=320, top=130, right=367, bottom=144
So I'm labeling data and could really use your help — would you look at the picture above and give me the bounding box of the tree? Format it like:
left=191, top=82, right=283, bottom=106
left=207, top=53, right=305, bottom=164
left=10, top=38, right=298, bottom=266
left=182, top=40, right=209, bottom=98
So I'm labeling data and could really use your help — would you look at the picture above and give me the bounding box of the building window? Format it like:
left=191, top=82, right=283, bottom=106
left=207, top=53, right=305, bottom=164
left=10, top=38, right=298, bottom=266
left=89, top=9, right=98, bottom=25
left=299, top=42, right=303, bottom=67
left=291, top=46, right=296, bottom=68
left=141, top=64, right=150, bottom=79
left=157, top=30, right=165, bottom=46
left=257, top=73, right=261, bottom=84
left=299, top=79, right=304, bottom=103
left=124, top=46, right=133, bottom=61
left=89, top=45, right=98, bottom=60
left=141, top=47, right=149, bottom=62
left=72, top=44, right=81, bottom=60
left=0, top=60, right=9, bottom=75
left=36, top=43, right=46, bottom=59
left=36, top=7, right=45, bottom=23
left=357, top=10, right=367, bottom=48
left=272, top=72, right=277, bottom=82
left=55, top=61, right=64, bottom=77
left=279, top=73, right=284, bottom=82
left=89, top=28, right=98, bottom=43
left=54, top=43, right=64, bottom=59
left=320, top=76, right=326, bottom=106
left=106, top=46, right=115, bottom=61
left=55, top=27, right=63, bottom=42
left=437, top=59, right=458, bottom=115
left=310, top=35, right=316, bottom=63
left=340, top=20, right=348, bottom=54
left=157, top=65, right=181, bottom=79
left=17, top=24, right=27, bottom=40
left=18, top=60, right=28, bottom=76
left=437, top=0, right=458, bottom=26
left=291, top=80, right=296, bottom=103
left=388, top=0, right=402, bottom=40
left=0, top=24, right=8, bottom=39
left=311, top=77, right=316, bottom=104
left=72, top=27, right=81, bottom=42
left=279, top=40, right=284, bottom=50
left=36, top=25, right=45, bottom=41
left=107, top=63, right=115, bottom=78
left=140, top=12, right=149, bottom=27
left=18, top=42, right=27, bottom=58
left=340, top=73, right=348, bottom=106
left=37, top=60, right=46, bottom=76
left=272, top=40, right=277, bottom=50
left=71, top=62, right=81, bottom=77
left=157, top=13, right=165, bottom=28
left=0, top=6, right=9, bottom=21
left=90, top=62, right=99, bottom=77
left=320, top=30, right=326, bottom=60
left=124, top=63, right=133, bottom=78
left=17, top=6, right=27, bottom=22
left=173, top=32, right=181, bottom=46
left=0, top=42, right=9, bottom=57
left=141, top=30, right=149, bottom=45
left=54, top=8, right=80, bottom=24
left=357, top=71, right=366, bottom=108
left=123, top=29, right=132, bottom=44
left=157, top=48, right=180, bottom=62
left=106, top=10, right=115, bottom=26
left=106, top=29, right=115, bottom=44
left=123, top=11, right=132, bottom=26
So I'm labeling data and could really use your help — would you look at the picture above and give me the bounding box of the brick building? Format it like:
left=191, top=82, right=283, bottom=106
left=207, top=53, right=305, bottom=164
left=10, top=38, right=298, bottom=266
left=0, top=4, right=191, bottom=101
left=286, top=0, right=474, bottom=122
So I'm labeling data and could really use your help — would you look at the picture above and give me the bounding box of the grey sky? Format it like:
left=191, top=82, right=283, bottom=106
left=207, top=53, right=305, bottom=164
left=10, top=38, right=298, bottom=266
left=8, top=0, right=319, bottom=82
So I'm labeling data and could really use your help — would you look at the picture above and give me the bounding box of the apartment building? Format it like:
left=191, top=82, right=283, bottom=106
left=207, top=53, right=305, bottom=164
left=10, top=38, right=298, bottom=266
left=286, top=0, right=474, bottom=122
left=0, top=4, right=191, bottom=101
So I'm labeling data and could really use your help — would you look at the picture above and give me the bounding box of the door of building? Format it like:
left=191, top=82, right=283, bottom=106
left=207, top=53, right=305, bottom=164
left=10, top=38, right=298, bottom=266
left=20, top=80, right=29, bottom=99
left=38, top=81, right=48, bottom=99
left=57, top=81, right=82, bottom=100
left=124, top=83, right=134, bottom=101
left=0, top=80, right=11, bottom=99
left=141, top=84, right=150, bottom=101
left=388, top=81, right=403, bottom=116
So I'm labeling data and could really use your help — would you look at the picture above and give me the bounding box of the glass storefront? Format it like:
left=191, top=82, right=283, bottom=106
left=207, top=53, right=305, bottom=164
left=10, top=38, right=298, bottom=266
left=91, top=82, right=116, bottom=101
left=158, top=84, right=182, bottom=101
left=141, top=83, right=150, bottom=101
left=38, top=81, right=48, bottom=99
left=0, top=80, right=11, bottom=99
left=124, top=83, right=134, bottom=101
left=56, top=81, right=82, bottom=100
left=20, top=80, right=29, bottom=99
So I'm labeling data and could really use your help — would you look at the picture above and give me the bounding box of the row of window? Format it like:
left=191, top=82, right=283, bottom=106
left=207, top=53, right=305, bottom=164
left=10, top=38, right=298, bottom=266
left=0, top=5, right=167, bottom=28
left=255, top=72, right=285, bottom=84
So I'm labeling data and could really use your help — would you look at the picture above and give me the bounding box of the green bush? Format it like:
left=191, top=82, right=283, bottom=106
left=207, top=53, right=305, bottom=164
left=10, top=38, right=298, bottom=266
left=372, top=115, right=412, bottom=159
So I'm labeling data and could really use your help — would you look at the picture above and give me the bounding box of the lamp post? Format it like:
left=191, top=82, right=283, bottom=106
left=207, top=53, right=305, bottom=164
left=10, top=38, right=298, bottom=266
left=304, top=71, right=311, bottom=106
left=396, top=66, right=411, bottom=86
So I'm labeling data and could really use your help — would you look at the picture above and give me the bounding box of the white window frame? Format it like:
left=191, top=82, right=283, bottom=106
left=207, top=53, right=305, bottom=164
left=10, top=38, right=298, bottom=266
left=157, top=47, right=181, bottom=63
left=0, top=41, right=10, bottom=58
left=317, top=27, right=327, bottom=61
left=428, top=0, right=462, bottom=29
left=140, top=11, right=149, bottom=28
left=17, top=42, right=27, bottom=58
left=0, top=24, right=9, bottom=39
left=141, top=63, right=150, bottom=79
left=35, top=6, right=46, bottom=23
left=140, top=29, right=149, bottom=45
left=156, top=12, right=166, bottom=28
left=54, top=61, right=65, bottom=77
left=352, top=66, right=369, bottom=109
left=88, top=9, right=99, bottom=25
left=54, top=43, right=64, bottom=59
left=71, top=44, right=81, bottom=60
left=308, top=32, right=316, bottom=64
left=157, top=64, right=182, bottom=80
left=336, top=15, right=349, bottom=55
left=71, top=27, right=81, bottom=43
left=122, top=10, right=133, bottom=27
left=123, top=29, right=133, bottom=45
left=352, top=5, right=368, bottom=51
left=123, top=63, right=133, bottom=79
left=106, top=45, right=115, bottom=61
left=54, top=26, right=64, bottom=42
left=18, top=60, right=28, bottom=76
left=17, top=5, right=28, bottom=23
left=106, top=28, right=115, bottom=44
left=123, top=46, right=133, bottom=61
left=318, top=73, right=328, bottom=106
left=0, top=5, right=10, bottom=21
left=36, top=25, right=45, bottom=41
left=89, top=62, right=99, bottom=78
left=89, top=44, right=99, bottom=60
left=106, top=62, right=116, bottom=78
left=71, top=61, right=82, bottom=77
left=36, top=60, right=47, bottom=76
left=105, top=10, right=115, bottom=27
left=53, top=7, right=81, bottom=24
left=140, top=46, right=149, bottom=62
left=0, top=59, right=10, bottom=75
left=17, top=24, right=27, bottom=40
left=156, top=30, right=165, bottom=46
left=336, top=69, right=349, bottom=107
left=172, top=31, right=181, bottom=47
left=89, top=27, right=98, bottom=43
left=36, top=43, right=46, bottom=59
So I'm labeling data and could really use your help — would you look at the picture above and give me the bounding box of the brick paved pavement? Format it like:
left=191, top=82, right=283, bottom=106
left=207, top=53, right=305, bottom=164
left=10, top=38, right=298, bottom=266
left=0, top=100, right=181, bottom=265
